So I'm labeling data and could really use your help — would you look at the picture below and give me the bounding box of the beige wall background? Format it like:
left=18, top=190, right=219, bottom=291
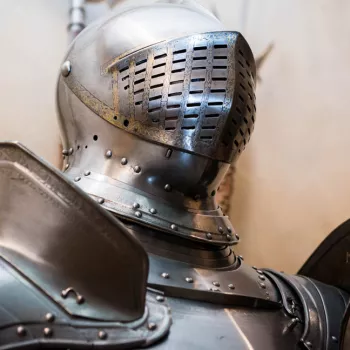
left=1, top=0, right=349, bottom=273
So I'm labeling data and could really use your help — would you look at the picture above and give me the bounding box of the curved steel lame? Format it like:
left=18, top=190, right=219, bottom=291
left=0, top=142, right=148, bottom=322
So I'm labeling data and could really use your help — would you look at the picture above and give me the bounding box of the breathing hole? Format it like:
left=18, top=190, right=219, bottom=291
left=194, top=46, right=207, bottom=51
left=124, top=120, right=129, bottom=127
left=211, top=190, right=216, bottom=196
left=154, top=53, right=167, bottom=59
left=93, top=135, right=98, bottom=141
left=113, top=116, right=117, bottom=120
left=77, top=145, right=80, bottom=150
left=85, top=145, right=88, bottom=149
left=214, top=44, right=227, bottom=49
left=173, top=49, right=186, bottom=55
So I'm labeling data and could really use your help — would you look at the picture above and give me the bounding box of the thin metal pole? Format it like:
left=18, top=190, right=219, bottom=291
left=68, top=0, right=86, bottom=43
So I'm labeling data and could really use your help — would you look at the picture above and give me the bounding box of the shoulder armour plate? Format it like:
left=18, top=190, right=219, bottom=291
left=0, top=142, right=148, bottom=322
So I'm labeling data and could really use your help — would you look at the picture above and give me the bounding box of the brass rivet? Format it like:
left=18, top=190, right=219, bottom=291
left=84, top=170, right=91, bottom=176
left=170, top=224, right=178, bottom=231
left=226, top=234, right=232, bottom=241
left=105, top=150, right=112, bottom=158
left=227, top=227, right=232, bottom=233
left=149, top=208, right=157, bottom=214
left=161, top=272, right=169, bottom=279
left=68, top=147, right=74, bottom=155
left=235, top=233, right=240, bottom=240
left=212, top=281, right=220, bottom=287
left=133, top=202, right=140, bottom=209
left=135, top=211, right=142, bottom=218
left=121, top=157, right=128, bottom=165
left=260, top=282, right=266, bottom=289
left=259, top=275, right=265, bottom=281
left=206, top=233, right=212, bottom=240
left=65, top=163, right=69, bottom=170
left=134, top=165, right=141, bottom=173
left=97, top=198, right=104, bottom=205
left=164, top=184, right=172, bottom=192
left=228, top=284, right=235, bottom=290
left=62, top=149, right=69, bottom=156
left=156, top=295, right=165, bottom=302
left=185, top=277, right=193, bottom=283
left=74, top=176, right=81, bottom=182
left=218, top=226, right=224, bottom=233
left=238, top=255, right=244, bottom=261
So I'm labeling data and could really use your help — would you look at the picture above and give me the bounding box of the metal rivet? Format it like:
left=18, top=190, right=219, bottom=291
left=68, top=147, right=74, bottom=155
left=17, top=326, right=26, bottom=336
left=259, top=282, right=266, bottom=289
left=133, top=202, right=140, bottom=209
left=148, top=322, right=157, bottom=331
left=97, top=198, right=104, bottom=205
left=45, top=313, right=55, bottom=322
left=227, top=227, right=232, bottom=233
left=170, top=224, right=178, bottom=231
left=134, top=165, right=141, bottom=173
left=98, top=330, right=107, bottom=340
left=121, top=157, right=128, bottom=165
left=206, top=233, right=212, bottom=240
left=226, top=234, right=232, bottom=241
left=76, top=295, right=85, bottom=304
left=228, top=284, right=235, bottom=290
left=218, top=226, right=224, bottom=233
left=65, top=163, right=69, bottom=170
left=161, top=272, right=169, bottom=279
left=185, top=277, right=193, bottom=283
left=235, top=233, right=240, bottom=240
left=156, top=295, right=165, bottom=302
left=135, top=211, right=142, bottom=218
left=105, top=150, right=112, bottom=158
left=257, top=269, right=263, bottom=274
left=149, top=208, right=157, bottom=214
left=84, top=170, right=91, bottom=176
left=165, top=149, right=173, bottom=158
left=331, top=336, right=338, bottom=343
left=212, top=281, right=220, bottom=287
left=74, top=176, right=81, bottom=182
left=238, top=255, right=244, bottom=260
left=43, top=327, right=53, bottom=337
left=61, top=60, right=71, bottom=77
left=164, top=184, right=172, bottom=192
left=259, top=275, right=265, bottom=281
left=62, top=149, right=69, bottom=156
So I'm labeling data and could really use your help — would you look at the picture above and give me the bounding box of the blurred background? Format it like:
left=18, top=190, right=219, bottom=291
left=1, top=0, right=350, bottom=273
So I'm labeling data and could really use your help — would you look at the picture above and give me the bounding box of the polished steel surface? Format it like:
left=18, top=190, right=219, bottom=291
left=147, top=254, right=280, bottom=307
left=0, top=258, right=171, bottom=349
left=63, top=31, right=256, bottom=162
left=0, top=142, right=148, bottom=322
left=56, top=2, right=255, bottom=244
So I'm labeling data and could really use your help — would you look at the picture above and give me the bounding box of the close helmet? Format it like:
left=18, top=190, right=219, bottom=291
left=57, top=1, right=256, bottom=246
